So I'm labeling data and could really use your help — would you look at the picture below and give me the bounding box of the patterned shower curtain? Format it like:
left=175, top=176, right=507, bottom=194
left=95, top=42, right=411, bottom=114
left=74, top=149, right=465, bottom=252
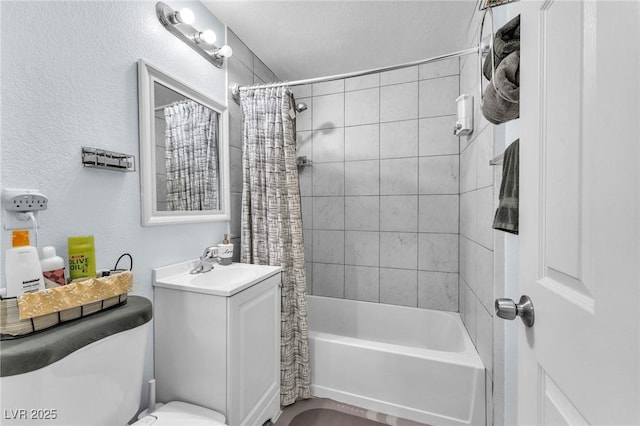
left=239, top=87, right=311, bottom=406
left=164, top=100, right=219, bottom=211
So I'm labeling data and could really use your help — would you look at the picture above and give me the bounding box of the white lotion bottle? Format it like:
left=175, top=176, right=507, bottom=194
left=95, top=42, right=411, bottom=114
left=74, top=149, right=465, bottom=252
left=5, top=230, right=45, bottom=297
left=40, top=246, right=66, bottom=288
left=218, top=234, right=233, bottom=266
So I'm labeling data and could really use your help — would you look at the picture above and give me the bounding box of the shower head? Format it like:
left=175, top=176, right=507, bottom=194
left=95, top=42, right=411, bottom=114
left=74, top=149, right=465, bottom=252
left=295, top=102, right=308, bottom=113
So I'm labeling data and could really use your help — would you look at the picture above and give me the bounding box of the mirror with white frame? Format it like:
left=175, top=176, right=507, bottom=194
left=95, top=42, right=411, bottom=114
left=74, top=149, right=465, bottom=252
left=137, top=59, right=230, bottom=226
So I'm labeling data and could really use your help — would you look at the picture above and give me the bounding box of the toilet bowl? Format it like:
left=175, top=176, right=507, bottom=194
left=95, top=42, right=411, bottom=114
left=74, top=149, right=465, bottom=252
left=0, top=296, right=227, bottom=426
left=133, top=401, right=226, bottom=425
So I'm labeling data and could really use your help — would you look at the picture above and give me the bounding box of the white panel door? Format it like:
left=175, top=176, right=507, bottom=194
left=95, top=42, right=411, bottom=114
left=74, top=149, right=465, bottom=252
left=518, top=1, right=640, bottom=424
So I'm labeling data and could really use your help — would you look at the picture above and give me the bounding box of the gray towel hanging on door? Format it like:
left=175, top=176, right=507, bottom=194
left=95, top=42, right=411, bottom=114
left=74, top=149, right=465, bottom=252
left=483, top=14, right=520, bottom=81
left=481, top=50, right=520, bottom=124
left=493, top=139, right=519, bottom=234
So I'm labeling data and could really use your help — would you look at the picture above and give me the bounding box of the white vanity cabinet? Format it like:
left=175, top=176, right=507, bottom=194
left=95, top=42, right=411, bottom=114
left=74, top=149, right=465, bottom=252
left=153, top=261, right=281, bottom=426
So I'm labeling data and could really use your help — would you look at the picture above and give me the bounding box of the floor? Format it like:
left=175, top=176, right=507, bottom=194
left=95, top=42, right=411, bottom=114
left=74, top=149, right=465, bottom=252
left=268, top=398, right=429, bottom=426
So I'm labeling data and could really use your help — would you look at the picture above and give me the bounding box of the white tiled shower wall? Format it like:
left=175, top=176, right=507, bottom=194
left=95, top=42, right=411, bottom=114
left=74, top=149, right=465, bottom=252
left=459, top=3, right=521, bottom=425
left=294, top=61, right=461, bottom=310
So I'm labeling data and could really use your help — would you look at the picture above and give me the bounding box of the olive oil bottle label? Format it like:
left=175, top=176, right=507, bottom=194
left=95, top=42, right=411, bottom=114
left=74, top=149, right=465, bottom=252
left=69, top=255, right=90, bottom=274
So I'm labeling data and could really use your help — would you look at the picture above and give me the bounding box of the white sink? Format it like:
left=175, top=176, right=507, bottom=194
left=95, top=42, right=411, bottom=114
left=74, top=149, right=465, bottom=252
left=153, top=260, right=281, bottom=297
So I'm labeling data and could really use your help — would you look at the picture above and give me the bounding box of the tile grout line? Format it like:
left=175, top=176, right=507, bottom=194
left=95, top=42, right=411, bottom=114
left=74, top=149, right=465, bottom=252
left=416, top=68, right=421, bottom=308
left=342, top=79, right=346, bottom=299
left=310, top=83, right=315, bottom=296
left=377, top=72, right=382, bottom=303
left=458, top=60, right=463, bottom=316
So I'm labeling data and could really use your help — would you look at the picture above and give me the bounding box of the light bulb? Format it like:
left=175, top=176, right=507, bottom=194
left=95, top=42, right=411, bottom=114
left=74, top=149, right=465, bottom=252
left=199, top=29, right=217, bottom=45
left=215, top=45, right=233, bottom=58
left=194, top=30, right=216, bottom=45
left=175, top=8, right=195, bottom=25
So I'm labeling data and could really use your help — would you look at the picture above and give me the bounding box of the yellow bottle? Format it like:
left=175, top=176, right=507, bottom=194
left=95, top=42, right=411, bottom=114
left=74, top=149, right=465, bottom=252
left=68, top=236, right=96, bottom=280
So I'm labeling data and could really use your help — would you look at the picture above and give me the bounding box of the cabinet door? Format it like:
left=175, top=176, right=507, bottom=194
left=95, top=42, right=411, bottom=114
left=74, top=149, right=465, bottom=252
left=227, top=275, right=281, bottom=425
left=154, top=287, right=227, bottom=412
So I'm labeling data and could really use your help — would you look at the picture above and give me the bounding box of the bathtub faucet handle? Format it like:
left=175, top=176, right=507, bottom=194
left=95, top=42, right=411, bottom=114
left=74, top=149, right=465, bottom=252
left=495, top=295, right=534, bottom=327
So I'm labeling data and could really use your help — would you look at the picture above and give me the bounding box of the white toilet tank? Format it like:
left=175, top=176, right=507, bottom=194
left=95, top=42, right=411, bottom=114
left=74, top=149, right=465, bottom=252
left=0, top=296, right=152, bottom=426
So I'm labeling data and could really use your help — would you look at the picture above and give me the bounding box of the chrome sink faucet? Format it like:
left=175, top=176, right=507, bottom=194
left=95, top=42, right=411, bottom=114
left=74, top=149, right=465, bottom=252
left=190, top=246, right=219, bottom=274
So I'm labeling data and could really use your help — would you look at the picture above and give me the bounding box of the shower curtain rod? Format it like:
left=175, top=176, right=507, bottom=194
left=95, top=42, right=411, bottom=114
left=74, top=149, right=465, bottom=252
left=230, top=45, right=481, bottom=100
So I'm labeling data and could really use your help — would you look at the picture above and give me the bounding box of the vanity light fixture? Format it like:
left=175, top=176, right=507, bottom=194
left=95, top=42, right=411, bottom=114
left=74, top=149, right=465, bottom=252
left=156, top=2, right=232, bottom=68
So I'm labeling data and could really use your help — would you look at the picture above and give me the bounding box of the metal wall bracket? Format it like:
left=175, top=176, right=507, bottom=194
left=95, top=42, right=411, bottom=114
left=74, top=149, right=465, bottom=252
left=82, top=147, right=135, bottom=172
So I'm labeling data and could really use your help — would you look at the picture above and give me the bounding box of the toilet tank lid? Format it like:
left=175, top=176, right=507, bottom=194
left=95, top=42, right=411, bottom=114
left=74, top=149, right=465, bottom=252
left=139, top=401, right=226, bottom=425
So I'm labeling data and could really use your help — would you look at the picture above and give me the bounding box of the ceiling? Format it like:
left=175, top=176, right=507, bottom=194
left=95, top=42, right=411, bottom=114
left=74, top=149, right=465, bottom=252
left=203, top=1, right=477, bottom=82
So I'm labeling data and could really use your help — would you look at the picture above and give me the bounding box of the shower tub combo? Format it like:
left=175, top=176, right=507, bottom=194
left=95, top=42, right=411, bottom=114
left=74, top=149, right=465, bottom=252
left=307, top=296, right=485, bottom=426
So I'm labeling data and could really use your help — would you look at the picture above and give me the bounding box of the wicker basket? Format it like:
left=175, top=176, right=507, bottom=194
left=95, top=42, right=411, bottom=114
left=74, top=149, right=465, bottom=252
left=0, top=271, right=132, bottom=338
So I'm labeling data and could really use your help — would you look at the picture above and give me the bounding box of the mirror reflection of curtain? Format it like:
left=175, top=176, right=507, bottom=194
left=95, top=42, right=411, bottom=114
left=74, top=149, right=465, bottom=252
left=163, top=100, right=219, bottom=211
left=240, top=87, right=311, bottom=406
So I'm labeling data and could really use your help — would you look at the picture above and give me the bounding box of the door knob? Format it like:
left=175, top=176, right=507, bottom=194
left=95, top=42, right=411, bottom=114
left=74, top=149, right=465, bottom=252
left=495, top=295, right=534, bottom=327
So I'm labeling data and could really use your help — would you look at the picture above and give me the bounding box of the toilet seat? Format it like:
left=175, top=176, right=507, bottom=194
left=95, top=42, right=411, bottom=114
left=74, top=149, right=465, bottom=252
left=132, top=401, right=226, bottom=425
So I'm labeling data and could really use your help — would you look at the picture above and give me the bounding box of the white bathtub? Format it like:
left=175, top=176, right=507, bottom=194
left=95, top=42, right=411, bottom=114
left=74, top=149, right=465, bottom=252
left=307, top=295, right=485, bottom=426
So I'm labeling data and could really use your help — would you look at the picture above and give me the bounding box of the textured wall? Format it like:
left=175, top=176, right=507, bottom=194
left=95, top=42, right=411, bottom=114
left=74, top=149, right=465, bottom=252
left=293, top=62, right=461, bottom=311
left=1, top=1, right=229, bottom=416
